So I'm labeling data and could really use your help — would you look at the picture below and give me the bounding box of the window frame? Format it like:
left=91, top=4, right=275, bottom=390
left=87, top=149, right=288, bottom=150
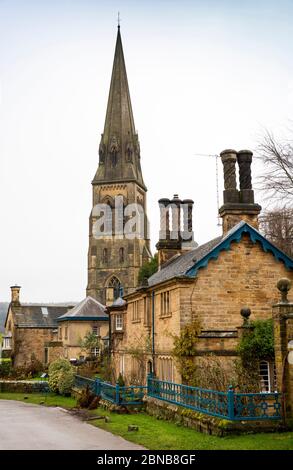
left=259, top=360, right=276, bottom=393
left=92, top=325, right=100, bottom=337
left=115, top=313, right=123, bottom=331
left=160, top=290, right=171, bottom=317
left=131, top=300, right=141, bottom=323
left=91, top=347, right=100, bottom=357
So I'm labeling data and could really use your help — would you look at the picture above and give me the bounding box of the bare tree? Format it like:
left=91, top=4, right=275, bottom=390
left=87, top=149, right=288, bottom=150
left=259, top=207, right=293, bottom=258
left=257, top=130, right=293, bottom=202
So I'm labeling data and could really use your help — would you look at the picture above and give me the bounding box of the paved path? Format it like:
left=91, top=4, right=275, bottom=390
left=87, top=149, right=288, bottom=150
left=0, top=400, right=144, bottom=450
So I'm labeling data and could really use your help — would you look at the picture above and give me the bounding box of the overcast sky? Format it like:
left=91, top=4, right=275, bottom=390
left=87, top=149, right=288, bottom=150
left=0, top=0, right=292, bottom=302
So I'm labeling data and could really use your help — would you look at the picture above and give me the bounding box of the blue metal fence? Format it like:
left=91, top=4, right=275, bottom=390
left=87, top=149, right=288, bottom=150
left=74, top=375, right=146, bottom=406
left=74, top=374, right=282, bottom=420
left=74, top=375, right=96, bottom=393
left=147, top=375, right=282, bottom=421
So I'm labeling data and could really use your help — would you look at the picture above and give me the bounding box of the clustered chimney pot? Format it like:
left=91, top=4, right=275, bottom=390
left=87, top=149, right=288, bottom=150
left=156, top=195, right=196, bottom=269
left=220, top=149, right=239, bottom=204
left=219, top=147, right=261, bottom=233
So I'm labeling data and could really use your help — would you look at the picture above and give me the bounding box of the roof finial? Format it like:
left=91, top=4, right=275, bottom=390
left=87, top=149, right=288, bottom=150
left=118, top=11, right=120, bottom=29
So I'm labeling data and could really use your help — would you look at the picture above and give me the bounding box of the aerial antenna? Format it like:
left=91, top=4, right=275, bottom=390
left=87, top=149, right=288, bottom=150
left=194, top=153, right=222, bottom=227
left=118, top=11, right=121, bottom=28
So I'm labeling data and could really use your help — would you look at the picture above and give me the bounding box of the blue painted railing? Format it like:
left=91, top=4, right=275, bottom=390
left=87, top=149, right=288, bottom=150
left=147, top=375, right=282, bottom=421
left=74, top=375, right=96, bottom=393
left=74, top=375, right=146, bottom=406
left=74, top=374, right=282, bottom=420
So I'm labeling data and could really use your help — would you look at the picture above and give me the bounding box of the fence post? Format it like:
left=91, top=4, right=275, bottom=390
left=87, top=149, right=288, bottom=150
left=227, top=385, right=235, bottom=420
left=95, top=378, right=101, bottom=396
left=147, top=372, right=153, bottom=396
left=115, top=382, right=120, bottom=405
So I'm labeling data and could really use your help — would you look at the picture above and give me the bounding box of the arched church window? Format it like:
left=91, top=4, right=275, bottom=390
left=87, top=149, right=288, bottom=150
left=107, top=276, right=122, bottom=302
left=113, top=195, right=124, bottom=235
left=104, top=199, right=113, bottom=235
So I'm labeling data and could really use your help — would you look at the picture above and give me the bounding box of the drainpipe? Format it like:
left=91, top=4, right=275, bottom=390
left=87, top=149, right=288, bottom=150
left=281, top=351, right=289, bottom=425
left=106, top=306, right=111, bottom=362
left=152, top=290, right=156, bottom=376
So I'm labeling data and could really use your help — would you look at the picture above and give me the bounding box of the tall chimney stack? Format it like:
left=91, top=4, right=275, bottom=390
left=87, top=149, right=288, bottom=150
left=219, top=148, right=261, bottom=234
left=237, top=150, right=254, bottom=203
left=10, top=285, right=21, bottom=306
left=156, top=195, right=197, bottom=269
left=221, top=149, right=239, bottom=204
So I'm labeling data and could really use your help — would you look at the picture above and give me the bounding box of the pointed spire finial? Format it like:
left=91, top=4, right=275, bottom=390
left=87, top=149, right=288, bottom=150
left=118, top=11, right=120, bottom=29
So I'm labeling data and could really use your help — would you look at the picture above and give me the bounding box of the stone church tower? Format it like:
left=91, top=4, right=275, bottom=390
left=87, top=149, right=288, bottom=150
left=87, top=26, right=151, bottom=304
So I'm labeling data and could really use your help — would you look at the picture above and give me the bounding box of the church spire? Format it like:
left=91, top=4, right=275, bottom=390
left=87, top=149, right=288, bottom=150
left=93, top=27, right=146, bottom=190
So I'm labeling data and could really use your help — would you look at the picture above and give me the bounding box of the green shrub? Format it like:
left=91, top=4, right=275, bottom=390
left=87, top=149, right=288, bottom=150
left=58, top=369, right=74, bottom=396
left=0, top=361, right=12, bottom=378
left=117, top=373, right=125, bottom=387
left=48, top=358, right=74, bottom=396
left=237, top=319, right=275, bottom=364
left=48, top=370, right=60, bottom=393
left=138, top=254, right=158, bottom=285
left=49, top=358, right=72, bottom=374
left=235, top=319, right=275, bottom=392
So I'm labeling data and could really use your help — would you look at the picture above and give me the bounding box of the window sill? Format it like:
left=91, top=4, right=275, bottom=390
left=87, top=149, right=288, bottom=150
left=159, top=313, right=172, bottom=319
left=131, top=319, right=141, bottom=323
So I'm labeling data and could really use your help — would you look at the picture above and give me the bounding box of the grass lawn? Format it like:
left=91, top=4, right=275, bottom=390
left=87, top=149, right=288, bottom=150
left=0, top=392, right=77, bottom=409
left=88, top=408, right=293, bottom=450
left=0, top=392, right=292, bottom=450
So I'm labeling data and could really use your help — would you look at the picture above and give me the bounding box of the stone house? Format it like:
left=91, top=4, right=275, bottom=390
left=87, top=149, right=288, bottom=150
left=108, top=149, right=293, bottom=388
left=57, top=296, right=109, bottom=361
left=3, top=286, right=74, bottom=367
left=2, top=287, right=109, bottom=367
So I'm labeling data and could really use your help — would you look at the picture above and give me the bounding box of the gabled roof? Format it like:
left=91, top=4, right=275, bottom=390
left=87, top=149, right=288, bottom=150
left=186, top=221, right=293, bottom=277
left=57, top=296, right=108, bottom=322
left=148, top=236, right=222, bottom=287
left=148, top=221, right=293, bottom=287
left=10, top=304, right=75, bottom=328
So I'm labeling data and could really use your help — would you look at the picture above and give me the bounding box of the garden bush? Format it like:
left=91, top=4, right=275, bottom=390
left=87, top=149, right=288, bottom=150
left=48, top=358, right=74, bottom=396
left=77, top=385, right=97, bottom=408
left=0, top=360, right=12, bottom=378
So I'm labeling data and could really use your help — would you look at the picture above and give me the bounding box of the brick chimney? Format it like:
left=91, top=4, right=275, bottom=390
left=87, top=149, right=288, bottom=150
left=156, top=195, right=197, bottom=269
left=10, top=285, right=21, bottom=306
left=219, top=149, right=261, bottom=234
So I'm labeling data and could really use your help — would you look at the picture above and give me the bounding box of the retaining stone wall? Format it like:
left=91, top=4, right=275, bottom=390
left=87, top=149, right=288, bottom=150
left=144, top=396, right=286, bottom=436
left=0, top=380, right=49, bottom=393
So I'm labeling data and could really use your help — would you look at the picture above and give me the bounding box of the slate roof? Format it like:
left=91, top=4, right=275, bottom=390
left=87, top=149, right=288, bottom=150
left=148, top=236, right=222, bottom=286
left=12, top=304, right=75, bottom=328
left=148, top=220, right=293, bottom=287
left=57, top=296, right=108, bottom=322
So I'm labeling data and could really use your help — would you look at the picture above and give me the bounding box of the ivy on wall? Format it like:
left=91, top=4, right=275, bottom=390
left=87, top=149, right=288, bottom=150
left=237, top=319, right=275, bottom=365
left=172, top=321, right=201, bottom=385
left=234, top=319, right=275, bottom=392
